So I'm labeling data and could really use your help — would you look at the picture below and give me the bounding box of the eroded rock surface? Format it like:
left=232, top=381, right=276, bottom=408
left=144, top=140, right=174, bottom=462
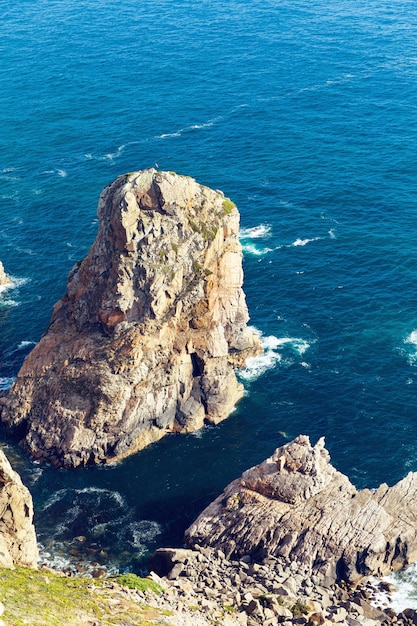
left=0, top=448, right=38, bottom=568
left=0, top=170, right=260, bottom=467
left=185, top=435, right=417, bottom=584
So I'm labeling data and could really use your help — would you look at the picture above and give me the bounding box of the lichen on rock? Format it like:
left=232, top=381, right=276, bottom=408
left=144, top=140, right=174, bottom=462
left=0, top=169, right=261, bottom=467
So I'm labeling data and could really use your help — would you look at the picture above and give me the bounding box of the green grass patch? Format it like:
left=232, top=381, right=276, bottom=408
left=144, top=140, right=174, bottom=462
left=0, top=567, right=168, bottom=626
left=222, top=198, right=236, bottom=215
left=114, top=573, right=163, bottom=595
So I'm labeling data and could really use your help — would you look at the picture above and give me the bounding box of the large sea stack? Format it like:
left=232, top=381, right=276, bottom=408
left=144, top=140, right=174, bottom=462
left=0, top=170, right=260, bottom=467
left=185, top=435, right=417, bottom=584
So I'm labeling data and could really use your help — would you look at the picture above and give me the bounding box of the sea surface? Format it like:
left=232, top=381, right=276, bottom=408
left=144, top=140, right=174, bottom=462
left=2, top=0, right=417, bottom=606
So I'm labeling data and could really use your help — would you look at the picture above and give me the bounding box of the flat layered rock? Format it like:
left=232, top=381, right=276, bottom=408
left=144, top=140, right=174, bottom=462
left=0, top=170, right=260, bottom=467
left=185, top=435, right=417, bottom=584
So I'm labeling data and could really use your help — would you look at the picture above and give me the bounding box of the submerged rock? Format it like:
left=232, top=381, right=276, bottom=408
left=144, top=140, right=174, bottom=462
left=0, top=169, right=260, bottom=467
left=0, top=448, right=38, bottom=567
left=185, top=435, right=417, bottom=584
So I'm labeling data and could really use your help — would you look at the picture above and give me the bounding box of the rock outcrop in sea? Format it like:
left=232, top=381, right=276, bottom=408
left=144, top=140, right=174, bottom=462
left=0, top=262, right=10, bottom=287
left=0, top=169, right=260, bottom=467
left=0, top=448, right=38, bottom=568
left=185, top=435, right=417, bottom=585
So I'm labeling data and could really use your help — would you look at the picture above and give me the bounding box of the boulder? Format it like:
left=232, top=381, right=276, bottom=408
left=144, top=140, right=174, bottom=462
left=0, top=170, right=260, bottom=467
left=185, top=435, right=417, bottom=584
left=0, top=448, right=38, bottom=567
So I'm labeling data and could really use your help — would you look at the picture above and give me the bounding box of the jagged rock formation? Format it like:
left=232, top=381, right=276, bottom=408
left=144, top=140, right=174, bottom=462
left=185, top=435, right=417, bottom=584
left=0, top=169, right=260, bottom=467
left=0, top=262, right=10, bottom=287
left=0, top=448, right=38, bottom=567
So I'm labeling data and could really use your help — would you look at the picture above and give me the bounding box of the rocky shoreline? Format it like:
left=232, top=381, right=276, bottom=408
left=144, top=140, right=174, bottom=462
left=1, top=171, right=417, bottom=624
left=145, top=545, right=403, bottom=626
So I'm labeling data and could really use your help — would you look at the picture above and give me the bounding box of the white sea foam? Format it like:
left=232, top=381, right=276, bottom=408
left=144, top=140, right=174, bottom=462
left=155, top=115, right=223, bottom=140
left=239, top=224, right=274, bottom=256
left=155, top=131, right=181, bottom=139
left=241, top=242, right=273, bottom=256
left=77, top=486, right=126, bottom=509
left=240, top=224, right=272, bottom=239
left=129, top=520, right=162, bottom=550
left=0, top=377, right=15, bottom=391
left=292, top=237, right=321, bottom=247
left=238, top=329, right=312, bottom=382
left=42, top=488, right=68, bottom=511
left=17, top=340, right=35, bottom=350
left=402, top=331, right=417, bottom=365
left=37, top=545, right=74, bottom=572
left=371, top=567, right=417, bottom=613
left=0, top=276, right=28, bottom=308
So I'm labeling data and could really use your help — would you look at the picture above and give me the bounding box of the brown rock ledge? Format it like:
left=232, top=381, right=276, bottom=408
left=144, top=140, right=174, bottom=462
left=185, top=435, right=417, bottom=585
left=0, top=169, right=261, bottom=467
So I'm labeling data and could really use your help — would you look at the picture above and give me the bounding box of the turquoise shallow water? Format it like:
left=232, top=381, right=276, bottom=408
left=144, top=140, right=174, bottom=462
left=2, top=0, right=417, bottom=577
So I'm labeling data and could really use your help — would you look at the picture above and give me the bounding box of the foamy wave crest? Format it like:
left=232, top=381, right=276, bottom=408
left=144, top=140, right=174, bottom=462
left=129, top=520, right=162, bottom=555
left=155, top=115, right=223, bottom=140
left=402, top=331, right=417, bottom=365
left=84, top=144, right=127, bottom=163
left=17, top=340, right=35, bottom=350
left=292, top=237, right=321, bottom=247
left=241, top=242, right=273, bottom=256
left=238, top=330, right=312, bottom=382
left=0, top=276, right=29, bottom=307
left=373, top=566, right=417, bottom=613
left=240, top=224, right=273, bottom=256
left=240, top=224, right=272, bottom=239
left=0, top=377, right=15, bottom=391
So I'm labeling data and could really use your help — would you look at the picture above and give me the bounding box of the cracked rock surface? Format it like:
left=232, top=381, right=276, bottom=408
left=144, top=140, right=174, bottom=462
left=185, top=435, right=417, bottom=584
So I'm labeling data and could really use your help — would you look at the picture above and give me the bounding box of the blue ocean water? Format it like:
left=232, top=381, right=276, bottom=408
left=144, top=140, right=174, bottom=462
left=2, top=0, right=417, bottom=585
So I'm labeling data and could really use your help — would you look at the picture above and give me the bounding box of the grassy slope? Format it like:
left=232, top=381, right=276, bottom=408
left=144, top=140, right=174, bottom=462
left=0, top=567, right=172, bottom=626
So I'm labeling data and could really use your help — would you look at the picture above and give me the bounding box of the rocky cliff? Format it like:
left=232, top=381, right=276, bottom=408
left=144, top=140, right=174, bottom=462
left=0, top=169, right=260, bottom=467
left=185, top=435, right=417, bottom=585
left=0, top=448, right=38, bottom=568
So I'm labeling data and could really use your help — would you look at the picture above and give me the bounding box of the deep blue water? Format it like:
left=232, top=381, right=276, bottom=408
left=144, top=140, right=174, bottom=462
left=2, top=0, right=417, bottom=575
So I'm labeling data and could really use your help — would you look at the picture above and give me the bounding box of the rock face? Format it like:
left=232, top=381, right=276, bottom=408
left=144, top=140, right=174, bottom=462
left=0, top=448, right=38, bottom=568
left=0, top=262, right=10, bottom=287
left=0, top=169, right=260, bottom=467
left=185, top=435, right=417, bottom=584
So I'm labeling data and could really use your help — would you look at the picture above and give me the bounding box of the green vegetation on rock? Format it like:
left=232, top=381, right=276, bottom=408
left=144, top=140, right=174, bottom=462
left=222, top=198, right=236, bottom=215
left=114, top=573, right=163, bottom=595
